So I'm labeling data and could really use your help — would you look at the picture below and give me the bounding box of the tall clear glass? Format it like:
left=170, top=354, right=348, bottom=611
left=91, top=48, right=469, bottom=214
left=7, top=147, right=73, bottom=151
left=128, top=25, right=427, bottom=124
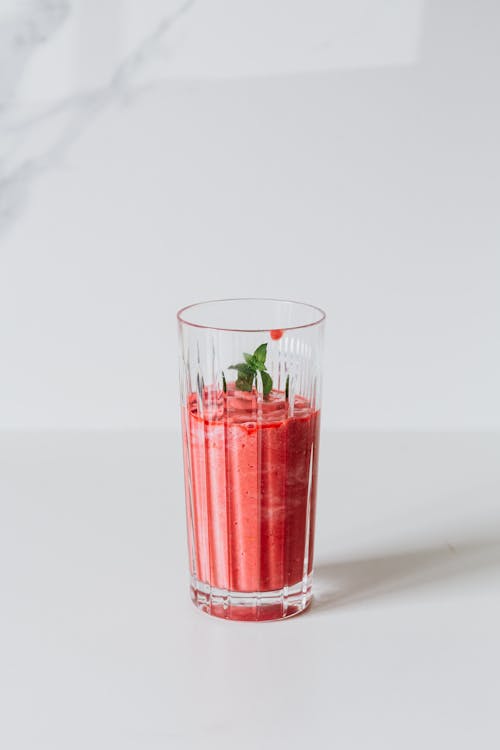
left=177, top=298, right=325, bottom=621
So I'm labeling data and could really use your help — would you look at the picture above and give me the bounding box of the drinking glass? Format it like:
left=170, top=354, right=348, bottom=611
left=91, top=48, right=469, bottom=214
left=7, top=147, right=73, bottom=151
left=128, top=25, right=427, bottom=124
left=177, top=298, right=325, bottom=621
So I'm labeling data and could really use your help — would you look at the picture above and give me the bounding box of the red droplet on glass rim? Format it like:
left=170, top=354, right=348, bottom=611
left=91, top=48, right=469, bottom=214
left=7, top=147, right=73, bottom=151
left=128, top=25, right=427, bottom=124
left=270, top=329, right=284, bottom=341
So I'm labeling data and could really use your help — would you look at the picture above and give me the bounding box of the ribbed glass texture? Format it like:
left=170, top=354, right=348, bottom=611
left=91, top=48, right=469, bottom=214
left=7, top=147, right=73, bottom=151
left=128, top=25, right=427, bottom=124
left=177, top=299, right=325, bottom=621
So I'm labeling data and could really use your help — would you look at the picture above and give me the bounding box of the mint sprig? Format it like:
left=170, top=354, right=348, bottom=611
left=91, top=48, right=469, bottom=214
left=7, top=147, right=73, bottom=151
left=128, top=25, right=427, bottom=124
left=229, top=343, right=273, bottom=397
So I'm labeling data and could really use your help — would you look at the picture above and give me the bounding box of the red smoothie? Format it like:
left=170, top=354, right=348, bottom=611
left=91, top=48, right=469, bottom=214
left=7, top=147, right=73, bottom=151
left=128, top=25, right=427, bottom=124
left=183, top=384, right=320, bottom=612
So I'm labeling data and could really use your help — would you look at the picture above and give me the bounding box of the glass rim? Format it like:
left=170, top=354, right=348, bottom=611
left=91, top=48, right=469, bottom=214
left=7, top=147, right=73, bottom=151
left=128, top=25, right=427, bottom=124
left=177, top=297, right=326, bottom=333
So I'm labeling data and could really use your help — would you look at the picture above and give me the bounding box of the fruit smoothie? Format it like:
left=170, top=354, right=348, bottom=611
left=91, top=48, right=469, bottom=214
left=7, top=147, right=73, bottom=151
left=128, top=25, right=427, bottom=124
left=183, top=385, right=320, bottom=597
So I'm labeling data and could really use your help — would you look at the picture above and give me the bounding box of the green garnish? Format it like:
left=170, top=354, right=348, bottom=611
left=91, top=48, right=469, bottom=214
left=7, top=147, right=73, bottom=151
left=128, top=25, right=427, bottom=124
left=285, top=374, right=290, bottom=400
left=222, top=371, right=227, bottom=393
left=229, top=343, right=273, bottom=397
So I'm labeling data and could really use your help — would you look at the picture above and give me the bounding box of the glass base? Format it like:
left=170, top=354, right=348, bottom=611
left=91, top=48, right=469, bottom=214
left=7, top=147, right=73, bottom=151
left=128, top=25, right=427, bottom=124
left=190, top=574, right=313, bottom=622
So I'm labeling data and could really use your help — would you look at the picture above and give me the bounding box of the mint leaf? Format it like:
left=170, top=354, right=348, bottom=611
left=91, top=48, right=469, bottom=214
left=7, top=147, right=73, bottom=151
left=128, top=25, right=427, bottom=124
left=260, top=371, right=272, bottom=397
left=229, top=362, right=256, bottom=391
left=253, top=343, right=267, bottom=366
left=236, top=376, right=253, bottom=392
left=229, top=342, right=273, bottom=397
left=244, top=353, right=258, bottom=368
left=285, top=374, right=290, bottom=400
left=229, top=362, right=255, bottom=377
left=222, top=371, right=227, bottom=393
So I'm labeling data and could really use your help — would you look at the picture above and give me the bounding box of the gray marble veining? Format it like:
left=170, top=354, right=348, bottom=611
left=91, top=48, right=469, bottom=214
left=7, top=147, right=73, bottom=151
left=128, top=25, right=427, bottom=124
left=0, top=0, right=194, bottom=232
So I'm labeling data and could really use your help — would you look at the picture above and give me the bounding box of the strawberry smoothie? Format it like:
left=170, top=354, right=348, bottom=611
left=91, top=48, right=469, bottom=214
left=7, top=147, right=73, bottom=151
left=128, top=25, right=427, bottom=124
left=183, top=384, right=320, bottom=618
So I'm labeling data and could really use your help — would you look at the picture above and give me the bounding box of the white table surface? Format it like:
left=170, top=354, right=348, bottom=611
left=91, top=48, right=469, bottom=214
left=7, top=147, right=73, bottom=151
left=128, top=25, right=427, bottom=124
left=1, top=431, right=499, bottom=749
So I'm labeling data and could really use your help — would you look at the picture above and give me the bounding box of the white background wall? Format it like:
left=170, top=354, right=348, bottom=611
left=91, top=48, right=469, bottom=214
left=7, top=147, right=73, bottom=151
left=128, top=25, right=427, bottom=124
left=1, top=0, right=499, bottom=431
